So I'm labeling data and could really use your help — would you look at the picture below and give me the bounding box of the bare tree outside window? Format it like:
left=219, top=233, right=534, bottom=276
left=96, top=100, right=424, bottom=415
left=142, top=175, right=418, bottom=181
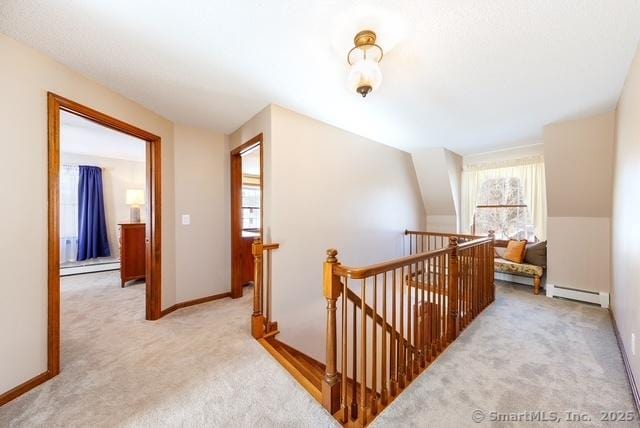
left=473, top=177, right=536, bottom=241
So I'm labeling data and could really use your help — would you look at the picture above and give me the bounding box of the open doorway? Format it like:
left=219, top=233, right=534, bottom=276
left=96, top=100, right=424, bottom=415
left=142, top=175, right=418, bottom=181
left=48, top=93, right=162, bottom=377
left=230, top=134, right=263, bottom=298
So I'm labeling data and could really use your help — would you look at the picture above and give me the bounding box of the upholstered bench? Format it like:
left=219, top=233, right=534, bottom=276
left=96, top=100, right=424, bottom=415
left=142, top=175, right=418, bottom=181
left=494, top=240, right=547, bottom=295
left=494, top=257, right=544, bottom=294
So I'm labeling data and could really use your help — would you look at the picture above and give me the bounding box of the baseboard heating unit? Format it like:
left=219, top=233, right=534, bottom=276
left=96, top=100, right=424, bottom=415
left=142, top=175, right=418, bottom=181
left=546, top=284, right=609, bottom=308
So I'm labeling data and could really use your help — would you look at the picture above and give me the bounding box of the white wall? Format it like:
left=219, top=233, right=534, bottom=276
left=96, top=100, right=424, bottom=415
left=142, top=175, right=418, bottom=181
left=411, top=148, right=458, bottom=233
left=60, top=152, right=146, bottom=260
left=173, top=125, right=229, bottom=302
left=0, top=34, right=228, bottom=396
left=543, top=112, right=615, bottom=293
left=611, top=43, right=640, bottom=396
left=268, top=105, right=424, bottom=362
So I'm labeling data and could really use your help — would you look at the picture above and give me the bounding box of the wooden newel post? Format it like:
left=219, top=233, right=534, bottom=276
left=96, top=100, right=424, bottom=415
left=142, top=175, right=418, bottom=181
left=322, top=248, right=342, bottom=415
left=447, top=237, right=459, bottom=343
left=251, top=238, right=265, bottom=339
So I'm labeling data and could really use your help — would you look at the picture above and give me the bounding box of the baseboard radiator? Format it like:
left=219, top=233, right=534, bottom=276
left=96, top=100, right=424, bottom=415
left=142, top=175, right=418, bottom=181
left=546, top=284, right=609, bottom=308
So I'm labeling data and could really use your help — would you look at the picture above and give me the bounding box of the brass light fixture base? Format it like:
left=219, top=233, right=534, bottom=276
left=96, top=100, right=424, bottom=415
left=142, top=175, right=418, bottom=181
left=354, top=30, right=377, bottom=48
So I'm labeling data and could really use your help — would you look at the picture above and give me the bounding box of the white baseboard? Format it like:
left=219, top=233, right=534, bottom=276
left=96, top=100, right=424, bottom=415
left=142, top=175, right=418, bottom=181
left=546, top=283, right=609, bottom=308
left=60, top=262, right=120, bottom=276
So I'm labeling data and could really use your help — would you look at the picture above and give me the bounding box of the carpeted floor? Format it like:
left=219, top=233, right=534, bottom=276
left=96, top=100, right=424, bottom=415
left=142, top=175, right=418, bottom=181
left=371, top=281, right=639, bottom=428
left=1, top=275, right=637, bottom=427
left=0, top=271, right=338, bottom=428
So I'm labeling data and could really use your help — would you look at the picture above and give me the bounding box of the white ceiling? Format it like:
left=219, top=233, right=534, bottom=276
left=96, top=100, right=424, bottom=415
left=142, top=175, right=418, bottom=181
left=61, top=111, right=146, bottom=162
left=2, top=1, right=640, bottom=154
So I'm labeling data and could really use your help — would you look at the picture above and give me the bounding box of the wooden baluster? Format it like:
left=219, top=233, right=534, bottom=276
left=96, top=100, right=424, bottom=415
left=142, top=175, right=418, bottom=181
left=381, top=272, right=389, bottom=405
left=398, top=265, right=405, bottom=389
left=413, top=260, right=419, bottom=374
left=448, top=237, right=459, bottom=343
left=489, top=231, right=496, bottom=303
left=251, top=238, right=264, bottom=339
left=266, top=248, right=272, bottom=332
left=341, top=277, right=349, bottom=423
left=359, top=278, right=367, bottom=426
left=441, top=253, right=446, bottom=353
left=390, top=268, right=397, bottom=396
left=406, top=263, right=413, bottom=381
left=371, top=275, right=378, bottom=415
left=435, top=255, right=440, bottom=357
left=351, top=296, right=358, bottom=421
left=322, top=249, right=341, bottom=414
left=426, top=257, right=432, bottom=363
left=475, top=245, right=480, bottom=317
left=420, top=258, right=426, bottom=368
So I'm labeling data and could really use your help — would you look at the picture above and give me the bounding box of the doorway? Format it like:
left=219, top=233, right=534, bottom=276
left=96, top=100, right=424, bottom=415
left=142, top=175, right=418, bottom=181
left=48, top=93, right=162, bottom=377
left=230, top=134, right=263, bottom=298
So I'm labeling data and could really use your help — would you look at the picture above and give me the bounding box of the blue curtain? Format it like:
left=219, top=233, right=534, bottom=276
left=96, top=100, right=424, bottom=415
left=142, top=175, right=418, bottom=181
left=77, top=166, right=111, bottom=261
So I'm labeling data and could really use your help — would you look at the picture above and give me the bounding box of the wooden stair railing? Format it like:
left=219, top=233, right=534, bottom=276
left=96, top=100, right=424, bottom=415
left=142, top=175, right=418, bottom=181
left=345, top=288, right=414, bottom=355
left=323, top=233, right=495, bottom=426
left=251, top=238, right=280, bottom=339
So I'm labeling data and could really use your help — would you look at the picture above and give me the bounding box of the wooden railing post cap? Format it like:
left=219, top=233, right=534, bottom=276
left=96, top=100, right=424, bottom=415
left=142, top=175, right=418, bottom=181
left=324, top=249, right=341, bottom=300
left=326, top=249, right=338, bottom=263
left=252, top=237, right=263, bottom=256
left=448, top=236, right=459, bottom=247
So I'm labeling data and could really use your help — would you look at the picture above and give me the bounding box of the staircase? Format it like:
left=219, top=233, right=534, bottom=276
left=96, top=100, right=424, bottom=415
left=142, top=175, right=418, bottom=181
left=250, top=231, right=495, bottom=426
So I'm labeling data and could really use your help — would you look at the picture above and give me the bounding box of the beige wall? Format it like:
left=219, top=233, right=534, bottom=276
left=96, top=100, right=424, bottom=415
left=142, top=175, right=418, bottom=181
left=545, top=112, right=615, bottom=218
left=463, top=142, right=544, bottom=166
left=228, top=106, right=272, bottom=238
left=0, top=33, right=175, bottom=393
left=0, top=34, right=227, bottom=395
left=268, top=105, right=424, bottom=362
left=543, top=112, right=615, bottom=293
left=611, top=44, right=640, bottom=396
left=546, top=217, right=611, bottom=293
left=411, top=148, right=459, bottom=232
left=173, top=125, right=229, bottom=302
left=60, top=152, right=146, bottom=259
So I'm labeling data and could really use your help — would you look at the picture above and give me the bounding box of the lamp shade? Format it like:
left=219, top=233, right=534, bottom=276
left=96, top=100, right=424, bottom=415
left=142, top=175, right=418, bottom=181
left=126, top=189, right=145, bottom=206
left=348, top=58, right=383, bottom=96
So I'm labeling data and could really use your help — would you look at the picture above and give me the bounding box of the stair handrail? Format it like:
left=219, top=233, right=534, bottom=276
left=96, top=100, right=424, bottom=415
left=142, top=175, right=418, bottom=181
left=322, top=232, right=495, bottom=426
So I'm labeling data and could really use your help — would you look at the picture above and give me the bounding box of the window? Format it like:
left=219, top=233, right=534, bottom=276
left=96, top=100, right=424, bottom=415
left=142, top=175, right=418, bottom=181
left=60, top=164, right=79, bottom=262
left=473, top=177, right=535, bottom=241
left=461, top=156, right=547, bottom=240
left=241, top=185, right=260, bottom=231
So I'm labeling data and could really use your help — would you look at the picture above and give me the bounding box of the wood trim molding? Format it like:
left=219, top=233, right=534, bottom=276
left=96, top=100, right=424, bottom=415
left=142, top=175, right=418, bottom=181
left=161, top=292, right=232, bottom=317
left=230, top=133, right=263, bottom=298
left=610, top=309, right=640, bottom=414
left=0, top=371, right=54, bottom=407
left=30, top=92, right=163, bottom=407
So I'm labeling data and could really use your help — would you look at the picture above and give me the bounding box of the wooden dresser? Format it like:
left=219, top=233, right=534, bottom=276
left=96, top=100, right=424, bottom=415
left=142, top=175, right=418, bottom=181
left=119, top=223, right=146, bottom=287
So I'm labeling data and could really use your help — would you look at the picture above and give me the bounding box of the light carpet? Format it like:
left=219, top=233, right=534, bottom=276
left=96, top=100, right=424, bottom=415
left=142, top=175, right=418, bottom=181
left=1, top=274, right=637, bottom=427
left=0, top=271, right=338, bottom=428
left=371, top=282, right=639, bottom=428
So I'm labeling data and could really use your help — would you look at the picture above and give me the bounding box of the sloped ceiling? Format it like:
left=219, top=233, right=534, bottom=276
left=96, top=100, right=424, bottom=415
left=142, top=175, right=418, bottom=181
left=1, top=1, right=640, bottom=154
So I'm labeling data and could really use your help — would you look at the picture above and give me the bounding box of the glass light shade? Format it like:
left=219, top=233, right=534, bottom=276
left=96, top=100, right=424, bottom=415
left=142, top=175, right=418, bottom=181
left=126, top=189, right=145, bottom=206
left=348, top=58, right=383, bottom=95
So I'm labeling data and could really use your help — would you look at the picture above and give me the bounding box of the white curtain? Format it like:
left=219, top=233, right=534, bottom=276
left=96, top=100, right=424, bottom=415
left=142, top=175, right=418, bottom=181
left=461, top=156, right=547, bottom=240
left=60, top=165, right=79, bottom=263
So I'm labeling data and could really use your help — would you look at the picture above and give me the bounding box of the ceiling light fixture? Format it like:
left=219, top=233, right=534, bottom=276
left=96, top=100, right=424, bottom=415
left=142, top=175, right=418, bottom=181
left=347, top=30, right=383, bottom=98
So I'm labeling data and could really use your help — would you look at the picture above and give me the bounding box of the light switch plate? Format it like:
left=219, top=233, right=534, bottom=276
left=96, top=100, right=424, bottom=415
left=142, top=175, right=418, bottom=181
left=181, top=214, right=191, bottom=225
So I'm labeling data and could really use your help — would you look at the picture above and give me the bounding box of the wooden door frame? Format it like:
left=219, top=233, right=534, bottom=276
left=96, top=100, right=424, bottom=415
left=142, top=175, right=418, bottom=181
left=47, top=92, right=163, bottom=377
left=230, top=134, right=263, bottom=298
